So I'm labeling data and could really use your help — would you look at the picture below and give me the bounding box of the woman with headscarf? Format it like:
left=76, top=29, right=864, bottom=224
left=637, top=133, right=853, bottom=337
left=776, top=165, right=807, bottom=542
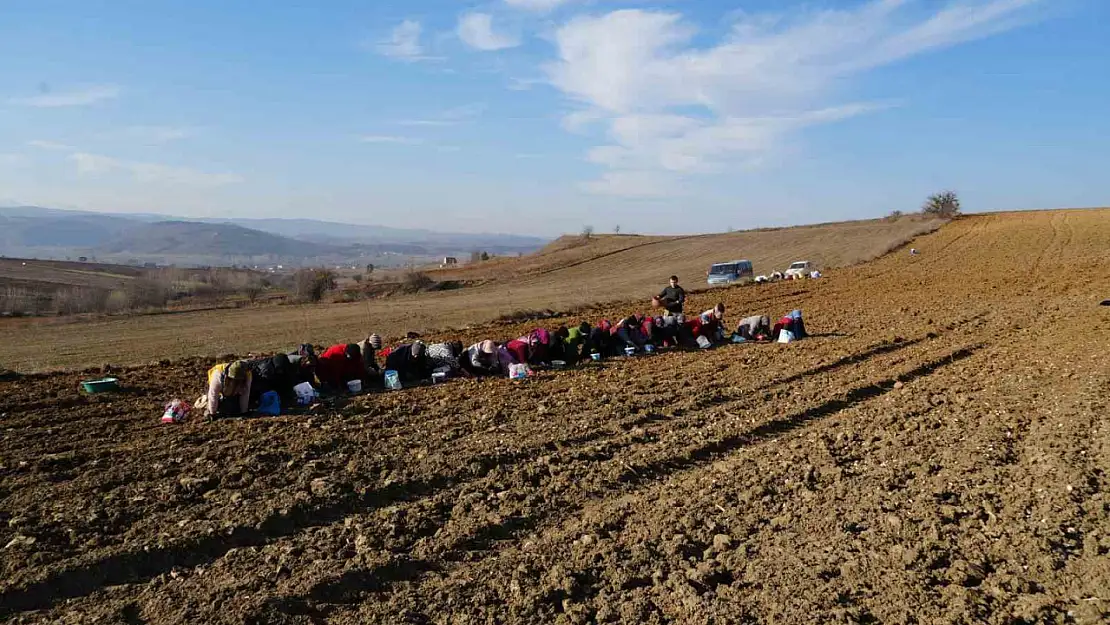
left=514, top=328, right=553, bottom=366
left=316, top=343, right=364, bottom=392
left=697, top=303, right=727, bottom=344
left=205, top=360, right=252, bottom=418
left=286, top=344, right=318, bottom=384
left=735, top=315, right=772, bottom=341
left=426, top=340, right=464, bottom=378
left=384, top=340, right=429, bottom=383
left=356, top=333, right=384, bottom=381
left=557, top=322, right=591, bottom=365
left=584, top=320, right=615, bottom=358
left=772, top=310, right=807, bottom=341
left=503, top=337, right=531, bottom=368
left=606, top=315, right=637, bottom=352
left=461, top=340, right=503, bottom=377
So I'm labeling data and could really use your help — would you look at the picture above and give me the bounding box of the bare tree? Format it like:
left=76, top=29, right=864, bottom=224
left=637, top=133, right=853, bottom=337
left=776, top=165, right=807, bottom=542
left=243, top=284, right=264, bottom=304
left=581, top=225, right=594, bottom=240
left=614, top=225, right=621, bottom=234
left=293, top=269, right=336, bottom=303
left=922, top=191, right=961, bottom=218
left=402, top=271, right=435, bottom=293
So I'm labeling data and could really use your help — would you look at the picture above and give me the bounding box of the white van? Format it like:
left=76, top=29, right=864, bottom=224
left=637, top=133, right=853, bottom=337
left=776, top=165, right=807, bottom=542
left=784, top=260, right=813, bottom=279
left=706, top=260, right=754, bottom=286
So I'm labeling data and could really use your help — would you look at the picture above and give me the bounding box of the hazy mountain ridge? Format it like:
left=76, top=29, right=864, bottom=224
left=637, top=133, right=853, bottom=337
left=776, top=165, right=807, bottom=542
left=0, top=206, right=548, bottom=266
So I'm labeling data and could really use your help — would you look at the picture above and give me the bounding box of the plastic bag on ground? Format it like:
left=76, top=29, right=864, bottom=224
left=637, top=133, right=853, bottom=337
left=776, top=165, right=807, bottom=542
left=257, top=391, right=281, bottom=416
left=384, top=370, right=402, bottom=390
left=161, top=399, right=191, bottom=423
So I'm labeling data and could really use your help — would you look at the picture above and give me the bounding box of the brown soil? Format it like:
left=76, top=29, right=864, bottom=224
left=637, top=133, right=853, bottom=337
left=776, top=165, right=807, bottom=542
left=0, top=215, right=943, bottom=372
left=1, top=209, right=1109, bottom=624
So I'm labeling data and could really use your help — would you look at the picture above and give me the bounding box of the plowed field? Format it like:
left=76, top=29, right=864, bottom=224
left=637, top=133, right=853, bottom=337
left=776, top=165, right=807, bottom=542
left=2, top=209, right=1109, bottom=624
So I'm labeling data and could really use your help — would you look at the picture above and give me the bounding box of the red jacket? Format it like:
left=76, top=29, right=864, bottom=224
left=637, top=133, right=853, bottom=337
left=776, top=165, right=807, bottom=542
left=504, top=339, right=530, bottom=365
left=316, top=344, right=364, bottom=389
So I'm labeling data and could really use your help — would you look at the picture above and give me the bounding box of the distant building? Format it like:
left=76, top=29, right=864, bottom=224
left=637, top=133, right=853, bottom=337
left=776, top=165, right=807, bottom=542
left=78, top=256, right=88, bottom=262
left=442, top=256, right=458, bottom=267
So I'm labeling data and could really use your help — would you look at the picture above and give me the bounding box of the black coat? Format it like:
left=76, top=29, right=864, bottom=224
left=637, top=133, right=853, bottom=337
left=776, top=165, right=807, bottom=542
left=384, top=344, right=428, bottom=382
left=248, top=354, right=298, bottom=405
left=657, top=285, right=686, bottom=313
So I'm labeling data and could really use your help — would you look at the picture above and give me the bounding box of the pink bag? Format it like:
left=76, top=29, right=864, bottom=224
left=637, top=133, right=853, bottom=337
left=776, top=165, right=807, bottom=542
left=162, top=399, right=191, bottom=424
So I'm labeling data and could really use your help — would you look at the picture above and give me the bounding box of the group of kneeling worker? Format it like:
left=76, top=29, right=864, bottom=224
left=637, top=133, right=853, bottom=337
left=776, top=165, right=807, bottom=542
left=202, top=275, right=807, bottom=417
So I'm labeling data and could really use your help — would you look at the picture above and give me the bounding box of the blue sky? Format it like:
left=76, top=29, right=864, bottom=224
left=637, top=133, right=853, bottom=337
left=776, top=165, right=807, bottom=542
left=1, top=0, right=1106, bottom=236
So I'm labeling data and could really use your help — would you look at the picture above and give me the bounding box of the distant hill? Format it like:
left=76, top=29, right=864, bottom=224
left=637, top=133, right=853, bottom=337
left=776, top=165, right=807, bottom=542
left=0, top=210, right=136, bottom=249
left=97, top=221, right=335, bottom=257
left=198, top=217, right=546, bottom=254
left=428, top=217, right=949, bottom=299
left=0, top=206, right=548, bottom=266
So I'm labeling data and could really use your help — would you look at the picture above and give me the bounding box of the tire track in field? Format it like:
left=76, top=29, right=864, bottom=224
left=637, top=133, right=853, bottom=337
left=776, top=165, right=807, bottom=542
left=1032, top=212, right=1065, bottom=277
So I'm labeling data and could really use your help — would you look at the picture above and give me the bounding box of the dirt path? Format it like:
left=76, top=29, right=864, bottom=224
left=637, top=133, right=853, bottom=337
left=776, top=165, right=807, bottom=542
left=1, top=209, right=1109, bottom=624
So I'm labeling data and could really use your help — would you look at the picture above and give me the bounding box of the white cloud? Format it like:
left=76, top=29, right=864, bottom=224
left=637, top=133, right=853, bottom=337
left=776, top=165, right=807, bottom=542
left=546, top=1, right=1043, bottom=196
left=376, top=20, right=429, bottom=61
left=69, top=152, right=242, bottom=187
left=504, top=0, right=578, bottom=11
left=8, top=85, right=120, bottom=108
left=27, top=140, right=74, bottom=151
left=358, top=135, right=424, bottom=145
left=458, top=13, right=520, bottom=51
left=580, top=171, right=681, bottom=198
left=561, top=109, right=605, bottom=134
left=71, top=153, right=119, bottom=175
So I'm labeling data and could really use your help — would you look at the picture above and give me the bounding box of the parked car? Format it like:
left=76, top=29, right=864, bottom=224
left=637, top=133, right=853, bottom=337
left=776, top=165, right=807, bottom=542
left=706, top=260, right=754, bottom=286
left=784, top=260, right=813, bottom=279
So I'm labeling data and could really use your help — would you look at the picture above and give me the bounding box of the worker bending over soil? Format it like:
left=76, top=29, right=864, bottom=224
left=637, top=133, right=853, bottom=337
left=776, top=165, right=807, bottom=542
left=384, top=341, right=428, bottom=383
left=735, top=315, right=772, bottom=341
left=203, top=360, right=251, bottom=418
left=316, top=343, right=364, bottom=392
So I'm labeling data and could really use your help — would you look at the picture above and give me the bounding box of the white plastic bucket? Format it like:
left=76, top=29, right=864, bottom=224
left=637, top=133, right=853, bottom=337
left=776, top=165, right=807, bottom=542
left=347, top=379, right=362, bottom=393
left=778, top=330, right=795, bottom=344
left=293, top=382, right=317, bottom=405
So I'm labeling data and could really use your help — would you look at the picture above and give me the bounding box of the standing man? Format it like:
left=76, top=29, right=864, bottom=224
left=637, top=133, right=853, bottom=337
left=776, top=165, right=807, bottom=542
left=657, top=275, right=686, bottom=315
